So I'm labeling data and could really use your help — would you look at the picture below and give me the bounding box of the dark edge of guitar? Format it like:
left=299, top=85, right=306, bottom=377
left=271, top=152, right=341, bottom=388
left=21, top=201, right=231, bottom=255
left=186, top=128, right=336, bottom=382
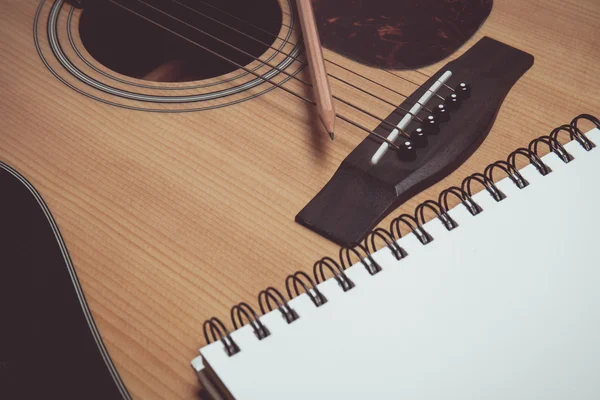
left=0, top=162, right=131, bottom=400
left=296, top=37, right=534, bottom=246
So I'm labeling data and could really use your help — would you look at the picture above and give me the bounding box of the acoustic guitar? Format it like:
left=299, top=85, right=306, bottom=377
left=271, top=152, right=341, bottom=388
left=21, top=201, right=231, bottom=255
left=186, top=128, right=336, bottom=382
left=0, top=0, right=598, bottom=398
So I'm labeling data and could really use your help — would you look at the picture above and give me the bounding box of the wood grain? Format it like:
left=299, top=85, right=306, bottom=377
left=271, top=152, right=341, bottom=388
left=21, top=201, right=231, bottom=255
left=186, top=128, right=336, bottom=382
left=0, top=0, right=598, bottom=398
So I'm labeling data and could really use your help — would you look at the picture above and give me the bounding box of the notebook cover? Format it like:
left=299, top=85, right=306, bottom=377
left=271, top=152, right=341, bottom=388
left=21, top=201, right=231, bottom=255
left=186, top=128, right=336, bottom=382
left=198, top=128, right=600, bottom=399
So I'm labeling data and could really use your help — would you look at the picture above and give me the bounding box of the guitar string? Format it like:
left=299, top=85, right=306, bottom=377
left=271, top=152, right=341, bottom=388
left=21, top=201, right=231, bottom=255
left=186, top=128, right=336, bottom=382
left=194, top=0, right=428, bottom=95
left=106, top=0, right=404, bottom=148
left=127, top=0, right=420, bottom=137
left=161, top=0, right=437, bottom=114
left=192, top=0, right=453, bottom=94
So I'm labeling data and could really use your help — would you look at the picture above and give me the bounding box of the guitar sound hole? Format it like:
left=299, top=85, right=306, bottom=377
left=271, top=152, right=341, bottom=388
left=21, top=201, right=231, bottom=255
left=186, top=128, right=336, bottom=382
left=78, top=0, right=283, bottom=83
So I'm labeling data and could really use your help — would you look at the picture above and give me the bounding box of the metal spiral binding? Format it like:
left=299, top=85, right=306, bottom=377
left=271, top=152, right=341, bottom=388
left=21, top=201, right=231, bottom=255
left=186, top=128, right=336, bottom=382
left=258, top=287, right=299, bottom=323
left=285, top=271, right=327, bottom=307
left=230, top=302, right=270, bottom=340
left=365, top=228, right=407, bottom=260
left=314, top=257, right=355, bottom=291
left=202, top=114, right=598, bottom=356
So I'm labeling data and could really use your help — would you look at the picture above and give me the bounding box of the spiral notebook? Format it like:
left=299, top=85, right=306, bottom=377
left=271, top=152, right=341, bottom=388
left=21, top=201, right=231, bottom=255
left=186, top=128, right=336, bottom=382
left=192, top=115, right=600, bottom=400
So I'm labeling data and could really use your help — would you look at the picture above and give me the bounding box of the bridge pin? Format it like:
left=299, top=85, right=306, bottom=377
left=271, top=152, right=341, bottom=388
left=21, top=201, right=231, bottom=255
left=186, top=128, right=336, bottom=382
left=455, top=82, right=471, bottom=100
left=397, top=140, right=417, bottom=161
left=410, top=127, right=428, bottom=148
left=432, top=103, right=450, bottom=123
left=423, top=115, right=441, bottom=135
left=444, top=93, right=461, bottom=111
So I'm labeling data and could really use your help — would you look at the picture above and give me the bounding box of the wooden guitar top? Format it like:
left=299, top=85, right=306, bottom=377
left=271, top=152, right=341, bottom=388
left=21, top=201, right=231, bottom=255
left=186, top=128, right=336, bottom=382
left=0, top=0, right=598, bottom=398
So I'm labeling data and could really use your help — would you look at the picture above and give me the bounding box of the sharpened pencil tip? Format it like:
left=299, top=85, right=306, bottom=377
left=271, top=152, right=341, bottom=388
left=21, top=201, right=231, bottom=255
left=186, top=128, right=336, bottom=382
left=329, top=131, right=335, bottom=140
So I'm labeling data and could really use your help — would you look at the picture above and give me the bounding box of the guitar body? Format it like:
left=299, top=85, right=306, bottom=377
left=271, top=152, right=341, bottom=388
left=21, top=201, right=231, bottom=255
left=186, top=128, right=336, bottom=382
left=0, top=0, right=598, bottom=398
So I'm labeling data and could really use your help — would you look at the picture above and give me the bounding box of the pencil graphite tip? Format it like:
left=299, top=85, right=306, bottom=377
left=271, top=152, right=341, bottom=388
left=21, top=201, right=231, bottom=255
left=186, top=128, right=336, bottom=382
left=329, top=131, right=335, bottom=140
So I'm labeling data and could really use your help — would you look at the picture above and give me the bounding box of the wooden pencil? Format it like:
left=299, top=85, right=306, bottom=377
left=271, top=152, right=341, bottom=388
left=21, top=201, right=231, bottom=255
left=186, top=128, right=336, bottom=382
left=295, top=0, right=336, bottom=139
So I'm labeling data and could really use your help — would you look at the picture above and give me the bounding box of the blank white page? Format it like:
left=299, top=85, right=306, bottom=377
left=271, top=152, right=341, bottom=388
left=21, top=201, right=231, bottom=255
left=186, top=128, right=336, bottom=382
left=198, top=129, right=600, bottom=400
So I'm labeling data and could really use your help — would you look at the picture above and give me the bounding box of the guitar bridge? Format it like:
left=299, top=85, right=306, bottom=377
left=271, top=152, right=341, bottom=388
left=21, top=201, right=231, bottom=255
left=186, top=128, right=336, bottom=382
left=296, top=37, right=534, bottom=246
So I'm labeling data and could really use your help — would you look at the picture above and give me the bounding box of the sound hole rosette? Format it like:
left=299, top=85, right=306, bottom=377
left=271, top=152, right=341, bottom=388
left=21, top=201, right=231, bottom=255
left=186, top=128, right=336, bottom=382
left=34, top=0, right=305, bottom=112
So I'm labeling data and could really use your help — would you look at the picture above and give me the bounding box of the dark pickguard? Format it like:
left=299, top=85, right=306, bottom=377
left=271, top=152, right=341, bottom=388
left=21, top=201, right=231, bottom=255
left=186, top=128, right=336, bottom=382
left=296, top=37, right=534, bottom=246
left=0, top=163, right=130, bottom=399
left=314, top=0, right=493, bottom=69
